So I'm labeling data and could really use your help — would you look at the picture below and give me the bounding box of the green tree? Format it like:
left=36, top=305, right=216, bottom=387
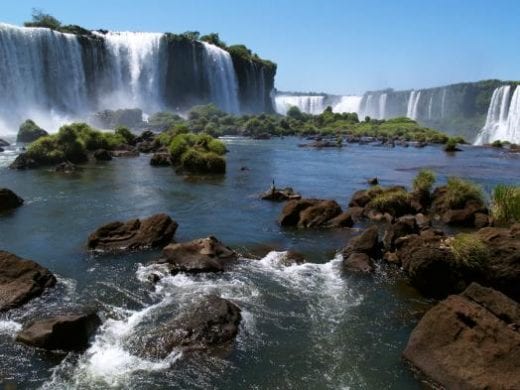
left=24, top=9, right=61, bottom=29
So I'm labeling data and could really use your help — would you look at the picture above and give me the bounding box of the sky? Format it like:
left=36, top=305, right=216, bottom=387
left=1, top=0, right=519, bottom=95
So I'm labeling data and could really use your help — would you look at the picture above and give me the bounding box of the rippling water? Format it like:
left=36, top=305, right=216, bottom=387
left=0, top=138, right=518, bottom=389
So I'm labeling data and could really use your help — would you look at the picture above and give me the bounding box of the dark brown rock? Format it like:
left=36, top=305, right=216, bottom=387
left=278, top=199, right=320, bottom=226
left=261, top=187, right=301, bottom=202
left=159, top=236, right=237, bottom=274
left=403, top=283, right=520, bottom=390
left=343, top=253, right=374, bottom=273
left=138, top=295, right=241, bottom=359
left=0, top=251, right=56, bottom=311
left=53, top=161, right=78, bottom=173
left=383, top=215, right=419, bottom=250
left=150, top=152, right=172, bottom=166
left=298, top=200, right=342, bottom=228
left=9, top=153, right=37, bottom=170
left=324, top=211, right=354, bottom=228
left=281, top=251, right=306, bottom=266
left=0, top=188, right=24, bottom=212
left=342, top=226, right=380, bottom=259
left=87, top=213, right=177, bottom=252
left=111, top=149, right=139, bottom=158
left=16, top=312, right=101, bottom=351
left=367, top=177, right=378, bottom=185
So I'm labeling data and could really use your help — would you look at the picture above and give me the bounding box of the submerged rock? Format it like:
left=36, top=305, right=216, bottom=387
left=87, top=213, right=178, bottom=252
left=0, top=251, right=56, bottom=311
left=403, top=283, right=520, bottom=390
left=0, top=188, right=24, bottom=212
left=138, top=295, right=241, bottom=359
left=159, top=236, right=237, bottom=274
left=16, top=311, right=101, bottom=351
left=53, top=161, right=79, bottom=173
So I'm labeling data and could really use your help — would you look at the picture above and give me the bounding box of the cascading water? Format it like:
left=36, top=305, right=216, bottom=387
left=378, top=93, right=387, bottom=119
left=406, top=90, right=421, bottom=119
left=274, top=95, right=326, bottom=115
left=201, top=42, right=240, bottom=114
left=475, top=85, right=520, bottom=144
left=332, top=96, right=362, bottom=114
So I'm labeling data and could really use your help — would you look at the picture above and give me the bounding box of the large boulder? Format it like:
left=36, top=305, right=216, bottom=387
left=342, top=226, right=380, bottom=273
left=278, top=198, right=343, bottom=228
left=0, top=251, right=56, bottom=311
left=159, top=236, right=237, bottom=274
left=16, top=119, right=48, bottom=143
left=138, top=295, right=241, bottom=359
left=150, top=152, right=172, bottom=166
left=432, top=186, right=489, bottom=228
left=87, top=213, right=177, bottom=252
left=382, top=215, right=419, bottom=250
left=0, top=188, right=24, bottom=212
left=403, top=283, right=520, bottom=390
left=16, top=311, right=101, bottom=351
left=9, top=153, right=37, bottom=170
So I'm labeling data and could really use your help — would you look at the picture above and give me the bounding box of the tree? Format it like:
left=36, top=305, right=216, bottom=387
left=24, top=9, right=61, bottom=30
left=287, top=106, right=304, bottom=121
left=200, top=33, right=226, bottom=48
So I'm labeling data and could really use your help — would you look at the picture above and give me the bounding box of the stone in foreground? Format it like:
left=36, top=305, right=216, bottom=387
left=0, top=188, right=24, bottom=212
left=0, top=251, right=56, bottom=311
left=159, top=236, right=237, bottom=274
left=403, top=283, right=520, bottom=389
left=16, top=311, right=101, bottom=351
left=139, top=295, right=241, bottom=359
left=87, top=213, right=178, bottom=251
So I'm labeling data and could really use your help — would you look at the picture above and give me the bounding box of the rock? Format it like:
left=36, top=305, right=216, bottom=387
left=138, top=295, right=241, bottom=359
left=9, top=153, right=37, bottom=170
left=279, top=199, right=318, bottom=226
left=344, top=206, right=364, bottom=222
left=382, top=215, right=419, bottom=250
left=403, top=283, right=520, bottom=390
left=159, top=236, right=237, bottom=274
left=240, top=166, right=249, bottom=171
left=348, top=189, right=373, bottom=208
left=324, top=211, right=354, bottom=228
left=135, top=130, right=155, bottom=143
left=473, top=212, right=490, bottom=228
left=281, top=251, right=306, bottom=266
left=383, top=251, right=400, bottom=265
left=17, top=120, right=48, bottom=143
left=414, top=213, right=431, bottom=229
left=0, top=147, right=4, bottom=152
left=93, top=149, right=112, bottom=161
left=0, top=188, right=24, bottom=212
left=0, top=139, right=9, bottom=147
left=16, top=312, right=101, bottom=351
left=87, top=213, right=177, bottom=252
left=0, top=251, right=56, bottom=311
left=53, top=161, right=79, bottom=173
left=342, top=225, right=380, bottom=259
left=367, top=177, right=378, bottom=185
left=261, top=187, right=301, bottom=202
left=343, top=253, right=374, bottom=273
left=150, top=152, right=171, bottom=166
left=111, top=149, right=139, bottom=158
left=298, top=200, right=342, bottom=228
left=433, top=187, right=488, bottom=228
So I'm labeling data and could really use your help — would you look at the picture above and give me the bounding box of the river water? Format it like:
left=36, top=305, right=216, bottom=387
left=0, top=138, right=519, bottom=389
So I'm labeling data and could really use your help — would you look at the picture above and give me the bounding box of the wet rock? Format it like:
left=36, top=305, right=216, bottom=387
left=0, top=139, right=9, bottom=147
left=111, top=149, right=139, bottom=158
left=87, top=213, right=178, bottom=252
left=344, top=206, right=364, bottom=222
left=343, top=253, right=374, bottom=273
left=383, top=215, right=419, bottom=250
left=433, top=187, right=488, bottom=228
left=324, top=211, right=354, bottom=228
left=260, top=187, right=301, bottom=202
left=0, top=188, right=24, bottom=212
left=342, top=225, right=380, bottom=259
left=17, top=120, right=48, bottom=143
left=278, top=198, right=343, bottom=228
left=159, top=236, right=237, bottom=274
left=403, top=283, right=520, bottom=390
left=281, top=251, right=306, bottom=266
left=16, top=311, right=101, bottom=351
left=367, top=177, right=378, bottom=185
left=150, top=152, right=172, bottom=166
left=9, top=153, right=37, bottom=170
left=0, top=251, right=56, bottom=311
left=93, top=149, right=112, bottom=161
left=348, top=189, right=374, bottom=208
left=53, top=161, right=79, bottom=173
left=0, top=147, right=4, bottom=152
left=139, top=295, right=241, bottom=359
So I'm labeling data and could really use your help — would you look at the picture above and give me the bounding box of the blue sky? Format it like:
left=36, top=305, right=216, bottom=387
left=1, top=0, right=519, bottom=94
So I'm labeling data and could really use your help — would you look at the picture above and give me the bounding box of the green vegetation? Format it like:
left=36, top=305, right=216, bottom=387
left=26, top=123, right=127, bottom=165
left=491, top=184, right=520, bottom=226
left=413, top=170, right=436, bottom=193
left=491, top=140, right=504, bottom=148
left=17, top=119, right=48, bottom=143
left=23, top=9, right=93, bottom=37
left=444, top=137, right=460, bottom=152
left=449, top=233, right=490, bottom=269
left=445, top=177, right=484, bottom=209
left=367, top=187, right=413, bottom=216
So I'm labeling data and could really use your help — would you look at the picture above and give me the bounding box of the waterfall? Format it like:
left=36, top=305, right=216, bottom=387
left=427, top=96, right=433, bottom=119
left=378, top=93, right=387, bottom=119
left=406, top=90, right=421, bottom=120
left=201, top=42, right=240, bottom=114
left=332, top=96, right=362, bottom=114
left=0, top=23, right=89, bottom=133
left=440, top=88, right=447, bottom=118
left=95, top=31, right=165, bottom=113
left=475, top=85, right=520, bottom=144
left=274, top=95, right=325, bottom=115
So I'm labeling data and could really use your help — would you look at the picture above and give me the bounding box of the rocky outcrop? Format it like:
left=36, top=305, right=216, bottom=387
left=16, top=119, right=48, bottom=143
left=382, top=215, right=419, bottom=250
left=0, top=251, right=56, bottom=311
left=9, top=153, right=37, bottom=170
left=158, top=236, right=237, bottom=274
left=16, top=311, right=101, bottom=351
left=403, top=283, right=520, bottom=390
left=87, top=213, right=178, bottom=252
left=137, top=295, right=241, bottom=359
left=0, top=188, right=24, bottom=212
left=260, top=186, right=301, bottom=201
left=432, top=186, right=490, bottom=228
left=150, top=152, right=172, bottom=166
left=53, top=161, right=79, bottom=173
left=279, top=199, right=350, bottom=228
left=342, top=226, right=380, bottom=273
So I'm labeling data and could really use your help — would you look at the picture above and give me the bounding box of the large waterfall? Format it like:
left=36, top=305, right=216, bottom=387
left=406, top=90, right=421, bottom=119
left=274, top=95, right=326, bottom=115
left=0, top=23, right=270, bottom=135
left=475, top=85, right=520, bottom=144
left=332, top=96, right=362, bottom=114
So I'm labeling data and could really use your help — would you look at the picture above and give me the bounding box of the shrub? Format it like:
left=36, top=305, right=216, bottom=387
left=24, top=9, right=62, bottom=30
left=444, top=137, right=459, bottom=152
left=368, top=187, right=413, bottom=216
left=445, top=177, right=484, bottom=209
left=491, top=140, right=503, bottom=148
left=413, top=169, right=436, bottom=193
left=491, top=184, right=520, bottom=226
left=448, top=233, right=490, bottom=269
left=115, top=126, right=136, bottom=145
left=180, top=149, right=225, bottom=174
left=207, top=138, right=227, bottom=155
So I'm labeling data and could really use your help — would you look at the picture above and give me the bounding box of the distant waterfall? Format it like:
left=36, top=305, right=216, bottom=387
left=440, top=88, right=447, bottom=118
left=475, top=85, right=520, bottom=144
left=406, top=90, right=421, bottom=119
left=378, top=93, right=387, bottom=119
left=201, top=42, right=240, bottom=114
left=332, top=96, right=362, bottom=114
left=274, top=95, right=325, bottom=115
left=358, top=93, right=387, bottom=119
